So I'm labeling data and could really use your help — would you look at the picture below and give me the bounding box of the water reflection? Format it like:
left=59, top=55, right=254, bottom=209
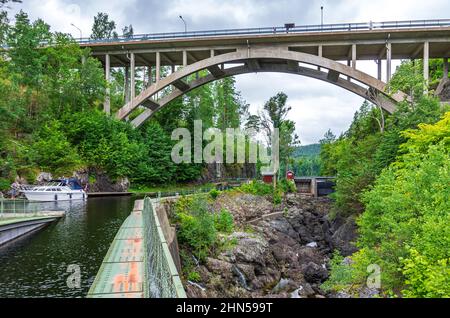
left=0, top=196, right=138, bottom=298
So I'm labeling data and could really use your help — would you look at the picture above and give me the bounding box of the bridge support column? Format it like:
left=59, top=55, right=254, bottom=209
left=351, top=44, right=357, bottom=70
left=130, top=53, right=135, bottom=101
left=346, top=60, right=351, bottom=80
left=423, top=41, right=429, bottom=88
left=182, top=50, right=187, bottom=67
left=377, top=59, right=382, bottom=81
left=156, top=52, right=160, bottom=83
left=104, top=54, right=111, bottom=115
left=386, top=42, right=392, bottom=83
left=317, top=45, right=322, bottom=71
left=124, top=66, right=130, bottom=103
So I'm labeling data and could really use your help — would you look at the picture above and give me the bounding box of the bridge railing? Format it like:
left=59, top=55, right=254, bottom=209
left=77, top=18, right=450, bottom=45
left=142, top=197, right=186, bottom=298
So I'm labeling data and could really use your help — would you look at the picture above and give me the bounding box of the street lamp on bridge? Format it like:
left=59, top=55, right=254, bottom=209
left=70, top=23, right=82, bottom=41
left=321, top=6, right=324, bottom=30
left=179, top=15, right=187, bottom=33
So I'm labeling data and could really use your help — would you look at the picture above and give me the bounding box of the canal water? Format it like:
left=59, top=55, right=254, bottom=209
left=0, top=196, right=138, bottom=298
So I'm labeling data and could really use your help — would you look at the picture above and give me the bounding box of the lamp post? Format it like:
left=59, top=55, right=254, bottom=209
left=71, top=23, right=82, bottom=41
left=179, top=15, right=187, bottom=33
left=321, top=6, right=324, bottom=29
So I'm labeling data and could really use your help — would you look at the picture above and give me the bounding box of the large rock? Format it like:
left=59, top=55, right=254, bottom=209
left=213, top=194, right=273, bottom=225
left=302, top=261, right=329, bottom=284
left=330, top=216, right=358, bottom=256
left=205, top=258, right=233, bottom=279
left=231, top=232, right=270, bottom=266
left=290, top=283, right=316, bottom=298
left=75, top=168, right=130, bottom=192
left=36, top=172, right=53, bottom=183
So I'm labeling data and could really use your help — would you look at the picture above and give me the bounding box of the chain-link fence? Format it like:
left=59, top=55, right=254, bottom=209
left=142, top=197, right=186, bottom=298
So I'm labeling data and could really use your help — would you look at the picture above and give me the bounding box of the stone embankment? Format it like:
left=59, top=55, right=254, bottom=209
left=183, top=192, right=357, bottom=298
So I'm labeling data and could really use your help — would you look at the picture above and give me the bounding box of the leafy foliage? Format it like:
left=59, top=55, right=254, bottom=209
left=323, top=112, right=450, bottom=297
left=214, top=209, right=234, bottom=234
left=175, top=195, right=237, bottom=262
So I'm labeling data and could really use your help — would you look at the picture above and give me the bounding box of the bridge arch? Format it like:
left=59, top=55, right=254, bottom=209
left=116, top=47, right=408, bottom=127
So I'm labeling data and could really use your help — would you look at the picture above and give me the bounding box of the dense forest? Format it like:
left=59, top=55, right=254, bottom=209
left=291, top=143, right=321, bottom=176
left=320, top=60, right=449, bottom=297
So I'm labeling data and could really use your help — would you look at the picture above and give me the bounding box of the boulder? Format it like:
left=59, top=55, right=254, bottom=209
left=330, top=216, right=358, bottom=256
left=231, top=232, right=269, bottom=266
left=302, top=261, right=329, bottom=284
left=290, top=283, right=316, bottom=298
left=36, top=172, right=52, bottom=183
left=205, top=258, right=233, bottom=279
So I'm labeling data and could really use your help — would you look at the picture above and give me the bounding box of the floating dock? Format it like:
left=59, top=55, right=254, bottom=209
left=87, top=192, right=133, bottom=197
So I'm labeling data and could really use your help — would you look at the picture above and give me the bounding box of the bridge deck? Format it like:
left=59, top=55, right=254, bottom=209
left=87, top=201, right=145, bottom=298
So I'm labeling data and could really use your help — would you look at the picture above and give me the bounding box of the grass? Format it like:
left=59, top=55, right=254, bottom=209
left=129, top=183, right=215, bottom=194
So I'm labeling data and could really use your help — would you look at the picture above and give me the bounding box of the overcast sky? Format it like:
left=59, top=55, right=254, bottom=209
left=6, top=0, right=449, bottom=144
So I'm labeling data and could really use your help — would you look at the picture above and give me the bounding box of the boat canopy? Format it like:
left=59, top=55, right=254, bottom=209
left=50, top=178, right=83, bottom=190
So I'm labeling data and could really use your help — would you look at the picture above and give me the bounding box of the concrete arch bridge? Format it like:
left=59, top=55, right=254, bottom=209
left=80, top=19, right=450, bottom=127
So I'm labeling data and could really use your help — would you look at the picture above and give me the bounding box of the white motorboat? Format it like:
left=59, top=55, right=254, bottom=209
left=20, top=179, right=87, bottom=202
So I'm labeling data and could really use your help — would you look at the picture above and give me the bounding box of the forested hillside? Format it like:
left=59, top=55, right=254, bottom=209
left=320, top=59, right=450, bottom=297
left=291, top=143, right=321, bottom=176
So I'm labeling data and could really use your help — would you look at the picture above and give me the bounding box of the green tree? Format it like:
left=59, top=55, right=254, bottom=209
left=30, top=120, right=82, bottom=175
left=90, top=12, right=118, bottom=39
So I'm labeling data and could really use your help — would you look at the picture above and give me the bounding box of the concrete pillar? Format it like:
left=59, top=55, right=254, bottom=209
left=311, top=178, right=318, bottom=198
left=124, top=66, right=130, bottom=103
left=317, top=45, right=322, bottom=71
left=147, top=65, right=152, bottom=87
left=171, top=65, right=175, bottom=73
left=149, top=66, right=153, bottom=85
left=386, top=42, right=392, bottom=83
left=130, top=53, right=135, bottom=100
left=351, top=44, right=357, bottom=69
left=423, top=41, right=429, bottom=86
left=210, top=49, right=215, bottom=58
left=156, top=52, right=160, bottom=83
left=104, top=54, right=110, bottom=115
left=377, top=59, right=382, bottom=80
left=444, top=57, right=449, bottom=79
left=182, top=50, right=187, bottom=67
left=346, top=59, right=351, bottom=81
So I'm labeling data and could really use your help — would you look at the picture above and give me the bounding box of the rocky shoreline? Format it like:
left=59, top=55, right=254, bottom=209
left=182, top=192, right=358, bottom=298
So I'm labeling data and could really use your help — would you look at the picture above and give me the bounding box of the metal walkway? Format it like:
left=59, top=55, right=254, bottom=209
left=87, top=198, right=186, bottom=298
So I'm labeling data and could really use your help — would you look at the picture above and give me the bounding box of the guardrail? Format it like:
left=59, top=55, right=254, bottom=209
left=142, top=197, right=186, bottom=298
left=77, top=19, right=450, bottom=45
left=0, top=198, right=41, bottom=216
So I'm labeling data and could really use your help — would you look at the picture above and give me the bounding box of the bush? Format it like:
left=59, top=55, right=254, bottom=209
left=278, top=179, right=296, bottom=193
left=187, top=271, right=201, bottom=283
left=238, top=180, right=273, bottom=196
left=272, top=189, right=282, bottom=205
left=214, top=209, right=234, bottom=233
left=209, top=188, right=220, bottom=200
left=321, top=251, right=355, bottom=293
left=0, top=178, right=10, bottom=191
left=176, top=196, right=217, bottom=261
left=400, top=248, right=450, bottom=298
